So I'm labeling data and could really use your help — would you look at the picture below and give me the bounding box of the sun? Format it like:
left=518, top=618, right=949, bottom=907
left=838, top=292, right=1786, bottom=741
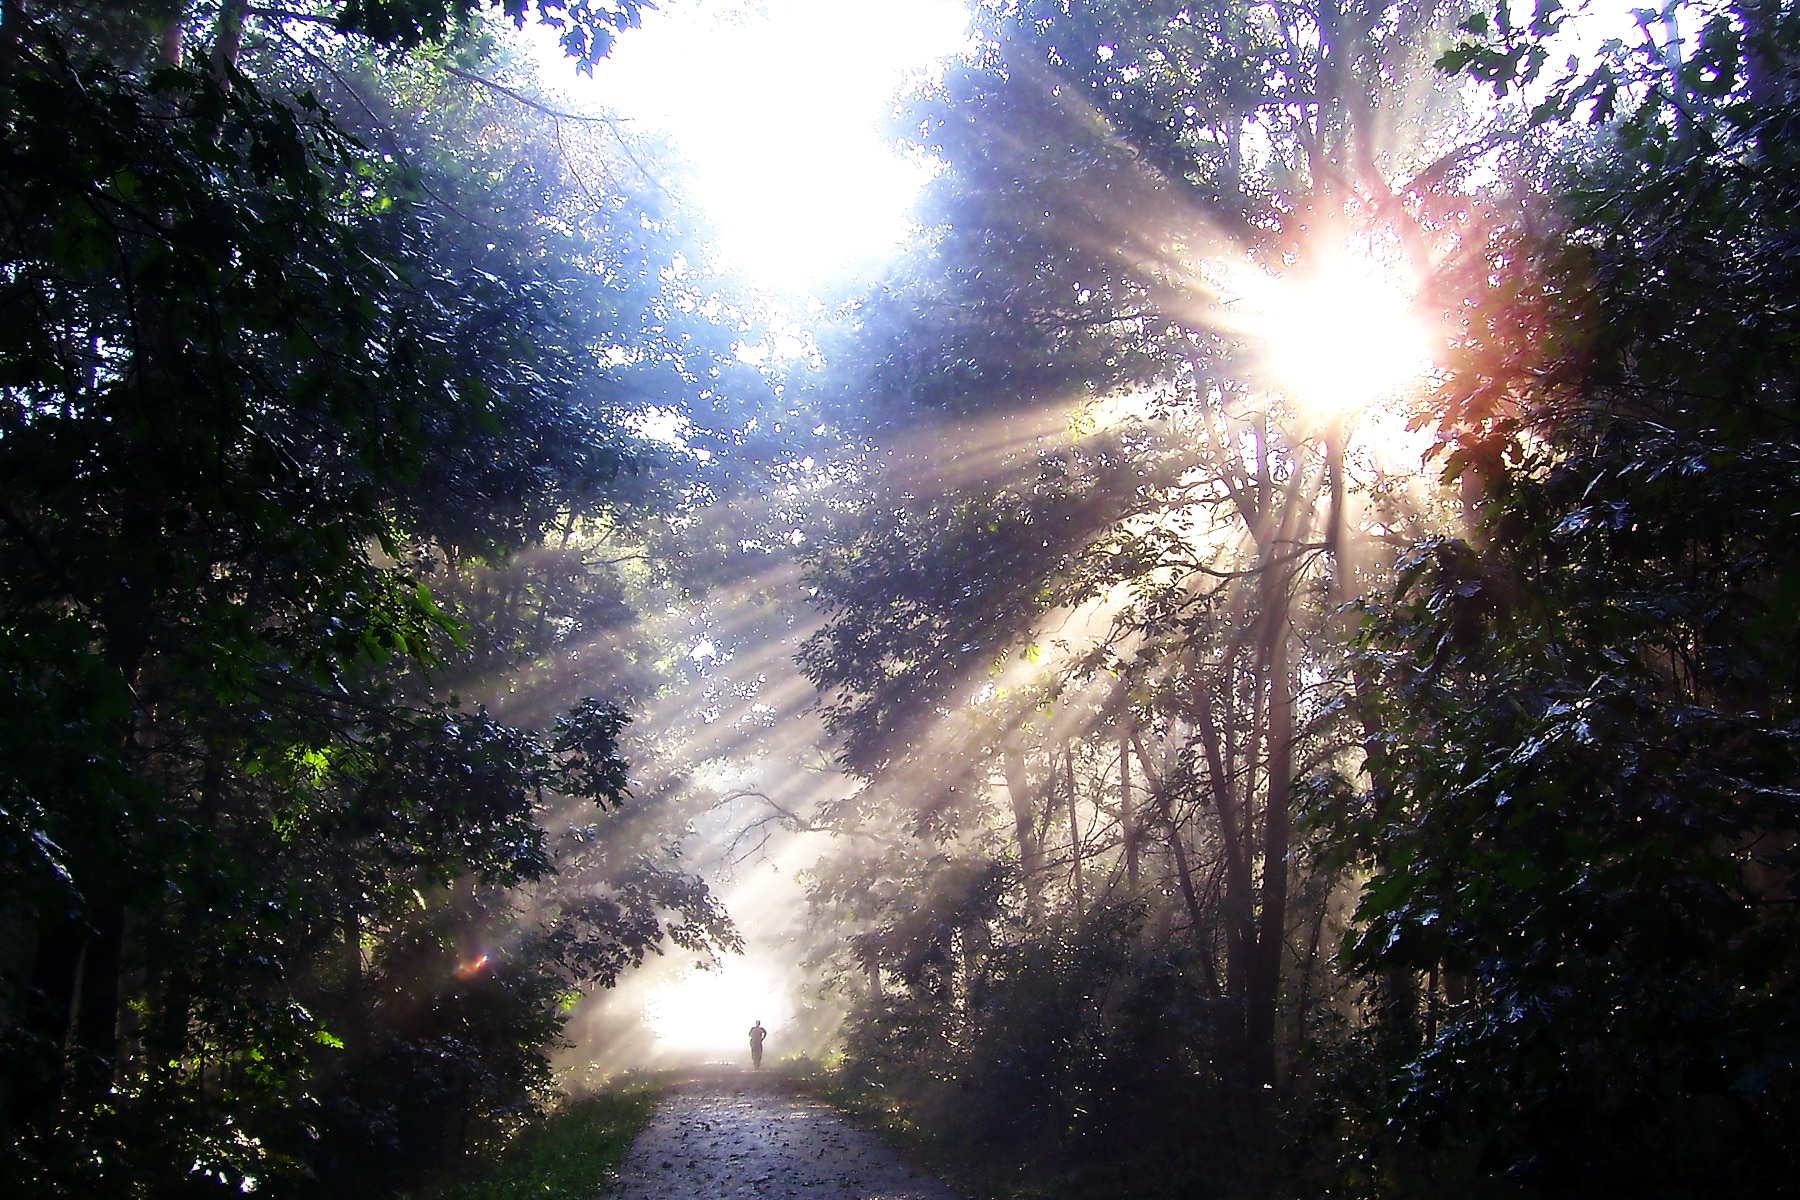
left=1255, top=248, right=1436, bottom=421
left=642, top=956, right=795, bottom=1057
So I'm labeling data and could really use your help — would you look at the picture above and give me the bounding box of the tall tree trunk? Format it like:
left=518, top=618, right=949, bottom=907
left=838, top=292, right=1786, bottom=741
left=1131, top=731, right=1221, bottom=997
left=149, top=966, right=193, bottom=1083
left=1323, top=421, right=1346, bottom=572
left=1244, top=616, right=1293, bottom=1089
left=1066, top=749, right=1083, bottom=920
left=1382, top=966, right=1419, bottom=1046
left=157, top=2, right=190, bottom=66
left=1119, top=718, right=1137, bottom=892
left=12, top=915, right=84, bottom=1130
left=1193, top=678, right=1255, bottom=1004
left=1294, top=879, right=1328, bottom=1040
left=1425, top=963, right=1439, bottom=1043
left=1659, top=2, right=1697, bottom=150
left=340, top=911, right=364, bottom=1057
left=72, top=894, right=125, bottom=1090
left=1002, top=746, right=1043, bottom=923
left=209, top=0, right=247, bottom=79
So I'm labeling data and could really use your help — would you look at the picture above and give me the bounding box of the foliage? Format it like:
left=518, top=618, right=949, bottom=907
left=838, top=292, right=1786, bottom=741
left=415, top=1078, right=664, bottom=1200
left=789, top=0, right=1800, bottom=1196
left=321, top=0, right=646, bottom=69
left=795, top=5, right=1474, bottom=1187
left=1309, top=2, right=1800, bottom=1195
left=0, top=10, right=736, bottom=1197
left=799, top=426, right=1153, bottom=776
left=830, top=898, right=1246, bottom=1200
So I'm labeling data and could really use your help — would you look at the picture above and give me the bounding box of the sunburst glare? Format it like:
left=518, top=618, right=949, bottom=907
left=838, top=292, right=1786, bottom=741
left=532, top=0, right=973, bottom=289
left=1255, top=248, right=1436, bottom=421
left=643, top=956, right=796, bottom=1058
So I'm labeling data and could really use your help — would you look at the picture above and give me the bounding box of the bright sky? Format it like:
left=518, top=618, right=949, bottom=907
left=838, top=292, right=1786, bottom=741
left=642, top=953, right=796, bottom=1056
left=527, top=0, right=1663, bottom=295
left=534, top=0, right=972, bottom=291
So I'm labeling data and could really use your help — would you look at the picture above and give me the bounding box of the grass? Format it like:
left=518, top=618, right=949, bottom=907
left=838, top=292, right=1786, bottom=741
left=420, top=1077, right=666, bottom=1200
left=791, top=1067, right=1237, bottom=1200
left=784, top=1067, right=1043, bottom=1200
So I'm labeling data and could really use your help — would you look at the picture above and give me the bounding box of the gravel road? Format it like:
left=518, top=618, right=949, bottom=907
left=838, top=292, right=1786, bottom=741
left=608, top=1071, right=961, bottom=1200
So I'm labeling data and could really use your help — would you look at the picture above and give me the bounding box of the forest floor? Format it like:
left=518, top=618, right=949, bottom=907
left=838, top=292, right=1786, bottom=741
left=605, top=1066, right=962, bottom=1200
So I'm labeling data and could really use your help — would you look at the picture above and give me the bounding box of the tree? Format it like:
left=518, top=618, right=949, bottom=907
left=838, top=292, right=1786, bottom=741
left=0, top=8, right=738, bottom=1194
left=1315, top=2, right=1800, bottom=1194
left=798, top=0, right=1485, bottom=1144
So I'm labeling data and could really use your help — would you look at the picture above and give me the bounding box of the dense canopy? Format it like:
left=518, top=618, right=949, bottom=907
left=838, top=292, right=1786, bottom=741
left=5, top=0, right=1800, bottom=1197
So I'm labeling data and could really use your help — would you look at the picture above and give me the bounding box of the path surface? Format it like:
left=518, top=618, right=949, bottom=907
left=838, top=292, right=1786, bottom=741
left=609, top=1071, right=961, bottom=1200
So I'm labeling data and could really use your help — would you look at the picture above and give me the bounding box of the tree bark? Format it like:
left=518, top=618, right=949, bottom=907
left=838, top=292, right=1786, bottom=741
left=1243, top=621, right=1292, bottom=1090
left=209, top=0, right=247, bottom=79
left=1002, top=745, right=1044, bottom=923
left=72, top=894, right=126, bottom=1089
left=12, top=915, right=84, bottom=1130
left=1065, top=749, right=1082, bottom=921
left=157, top=2, right=190, bottom=66
left=1119, top=718, right=1137, bottom=892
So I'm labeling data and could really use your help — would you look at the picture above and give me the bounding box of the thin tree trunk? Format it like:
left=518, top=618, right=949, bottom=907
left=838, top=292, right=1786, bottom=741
left=1244, top=615, right=1293, bottom=1090
left=1131, top=732, right=1221, bottom=998
left=12, top=916, right=84, bottom=1129
left=1224, top=0, right=1244, bottom=208
left=1164, top=812, right=1220, bottom=997
left=1066, top=749, right=1083, bottom=921
left=210, top=0, right=248, bottom=79
left=158, top=2, right=190, bottom=66
left=1323, top=420, right=1346, bottom=573
left=1003, top=746, right=1043, bottom=924
left=1193, top=679, right=1255, bottom=996
left=1119, top=718, right=1137, bottom=892
left=149, top=966, right=193, bottom=1083
left=1294, top=883, right=1327, bottom=1040
left=1235, top=420, right=1320, bottom=1091
left=1425, top=963, right=1439, bottom=1043
left=1660, top=2, right=1696, bottom=150
left=72, top=894, right=126, bottom=1089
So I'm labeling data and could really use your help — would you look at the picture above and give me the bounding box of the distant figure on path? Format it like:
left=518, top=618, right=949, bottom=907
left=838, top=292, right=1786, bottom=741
left=748, top=1020, right=767, bottom=1070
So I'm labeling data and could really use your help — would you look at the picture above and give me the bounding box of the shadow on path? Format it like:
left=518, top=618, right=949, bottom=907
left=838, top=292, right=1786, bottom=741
left=609, top=1068, right=961, bottom=1200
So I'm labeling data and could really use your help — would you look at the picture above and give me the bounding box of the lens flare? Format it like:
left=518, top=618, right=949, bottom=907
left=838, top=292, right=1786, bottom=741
left=1253, top=249, right=1435, bottom=420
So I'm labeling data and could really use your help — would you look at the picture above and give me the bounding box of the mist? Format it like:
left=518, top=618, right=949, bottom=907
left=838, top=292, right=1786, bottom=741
left=8, top=1, right=1800, bottom=1198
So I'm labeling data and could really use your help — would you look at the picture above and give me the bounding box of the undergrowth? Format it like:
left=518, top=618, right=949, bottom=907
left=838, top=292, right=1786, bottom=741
left=791, top=1067, right=1052, bottom=1200
left=796, top=1061, right=1248, bottom=1200
left=416, top=1076, right=666, bottom=1200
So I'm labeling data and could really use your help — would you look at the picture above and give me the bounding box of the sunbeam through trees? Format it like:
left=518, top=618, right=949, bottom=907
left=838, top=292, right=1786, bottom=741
left=4, top=0, right=1800, bottom=1198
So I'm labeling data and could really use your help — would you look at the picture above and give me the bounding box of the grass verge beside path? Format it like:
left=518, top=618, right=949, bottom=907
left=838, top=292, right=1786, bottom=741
left=783, top=1060, right=1229, bottom=1200
left=418, top=1076, right=667, bottom=1200
left=776, top=1060, right=1039, bottom=1200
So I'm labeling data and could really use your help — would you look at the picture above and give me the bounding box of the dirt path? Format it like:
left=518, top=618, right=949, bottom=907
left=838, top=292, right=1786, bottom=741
left=608, top=1070, right=961, bottom=1200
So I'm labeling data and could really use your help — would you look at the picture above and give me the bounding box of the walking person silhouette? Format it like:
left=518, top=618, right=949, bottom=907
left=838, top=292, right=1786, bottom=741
left=748, top=1020, right=767, bottom=1070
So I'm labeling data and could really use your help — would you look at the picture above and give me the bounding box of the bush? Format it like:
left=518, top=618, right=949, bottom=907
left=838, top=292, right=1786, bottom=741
left=837, top=902, right=1247, bottom=1199
left=416, top=1079, right=664, bottom=1200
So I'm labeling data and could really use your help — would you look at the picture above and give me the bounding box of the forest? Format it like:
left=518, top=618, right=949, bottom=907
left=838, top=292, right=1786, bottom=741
left=2, top=0, right=1797, bottom=1198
